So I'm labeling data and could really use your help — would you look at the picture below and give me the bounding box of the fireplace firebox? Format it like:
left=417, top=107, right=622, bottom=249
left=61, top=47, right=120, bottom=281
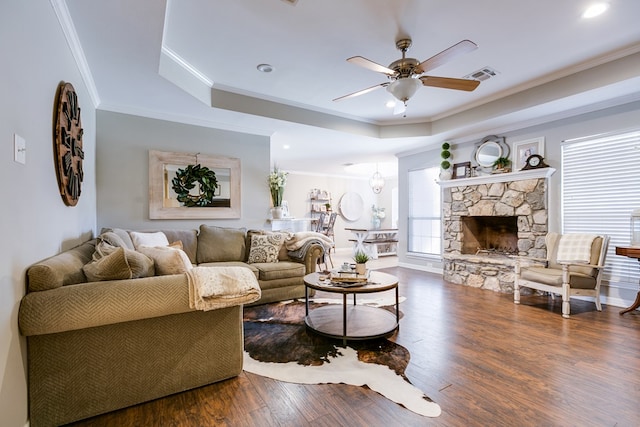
left=461, top=216, right=518, bottom=255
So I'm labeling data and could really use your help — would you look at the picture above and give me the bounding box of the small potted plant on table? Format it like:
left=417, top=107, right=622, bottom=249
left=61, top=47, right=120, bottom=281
left=353, top=251, right=370, bottom=275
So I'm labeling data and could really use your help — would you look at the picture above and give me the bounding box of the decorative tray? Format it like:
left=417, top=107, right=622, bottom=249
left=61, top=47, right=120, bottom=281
left=330, top=271, right=368, bottom=284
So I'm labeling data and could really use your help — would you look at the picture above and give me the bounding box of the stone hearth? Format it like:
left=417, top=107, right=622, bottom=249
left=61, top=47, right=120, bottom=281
left=439, top=169, right=555, bottom=293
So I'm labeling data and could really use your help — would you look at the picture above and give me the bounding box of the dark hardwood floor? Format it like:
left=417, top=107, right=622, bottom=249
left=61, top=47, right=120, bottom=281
left=69, top=267, right=640, bottom=426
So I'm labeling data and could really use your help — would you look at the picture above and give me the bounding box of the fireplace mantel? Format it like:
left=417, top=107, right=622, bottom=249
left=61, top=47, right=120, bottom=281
left=438, top=168, right=556, bottom=188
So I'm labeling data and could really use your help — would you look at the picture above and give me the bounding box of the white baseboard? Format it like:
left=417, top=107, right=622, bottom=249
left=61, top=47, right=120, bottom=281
left=397, top=261, right=443, bottom=275
left=395, top=263, right=638, bottom=311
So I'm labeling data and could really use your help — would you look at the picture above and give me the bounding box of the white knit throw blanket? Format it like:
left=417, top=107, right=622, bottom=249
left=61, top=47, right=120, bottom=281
left=556, top=234, right=597, bottom=263
left=187, top=266, right=261, bottom=311
left=285, top=231, right=334, bottom=251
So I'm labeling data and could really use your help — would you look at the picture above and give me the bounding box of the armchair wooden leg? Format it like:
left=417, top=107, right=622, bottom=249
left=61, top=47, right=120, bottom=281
left=562, top=284, right=570, bottom=318
left=514, top=282, right=520, bottom=304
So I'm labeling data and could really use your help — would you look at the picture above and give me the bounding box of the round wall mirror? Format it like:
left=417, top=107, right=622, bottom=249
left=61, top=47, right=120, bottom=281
left=473, top=136, right=509, bottom=169
left=475, top=141, right=502, bottom=167
left=339, top=192, right=364, bottom=221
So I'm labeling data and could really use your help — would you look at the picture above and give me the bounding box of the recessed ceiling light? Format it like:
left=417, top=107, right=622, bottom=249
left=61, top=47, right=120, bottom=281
left=582, top=2, right=609, bottom=18
left=257, top=63, right=274, bottom=73
left=283, top=144, right=290, bottom=149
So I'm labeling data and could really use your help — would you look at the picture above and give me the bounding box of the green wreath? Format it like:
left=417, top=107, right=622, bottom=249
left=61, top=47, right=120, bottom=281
left=171, top=164, right=218, bottom=207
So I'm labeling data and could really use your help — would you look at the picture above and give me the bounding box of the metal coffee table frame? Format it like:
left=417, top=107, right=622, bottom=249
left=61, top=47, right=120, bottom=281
left=303, top=271, right=399, bottom=346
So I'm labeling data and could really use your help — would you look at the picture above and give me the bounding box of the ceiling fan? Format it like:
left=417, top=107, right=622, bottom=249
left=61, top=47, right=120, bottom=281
left=333, top=38, right=481, bottom=111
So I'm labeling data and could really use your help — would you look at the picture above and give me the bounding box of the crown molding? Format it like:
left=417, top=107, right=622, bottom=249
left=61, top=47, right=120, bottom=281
left=50, top=0, right=100, bottom=107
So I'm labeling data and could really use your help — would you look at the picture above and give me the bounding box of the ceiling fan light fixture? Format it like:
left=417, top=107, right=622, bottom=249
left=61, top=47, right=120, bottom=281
left=386, top=78, right=421, bottom=102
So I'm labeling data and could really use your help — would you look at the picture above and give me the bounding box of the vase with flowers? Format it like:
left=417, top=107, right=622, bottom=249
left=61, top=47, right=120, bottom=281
left=268, top=166, right=288, bottom=219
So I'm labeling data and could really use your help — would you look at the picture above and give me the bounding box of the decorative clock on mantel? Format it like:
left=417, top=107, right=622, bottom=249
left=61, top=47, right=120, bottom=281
left=522, top=154, right=549, bottom=170
left=54, top=82, right=84, bottom=206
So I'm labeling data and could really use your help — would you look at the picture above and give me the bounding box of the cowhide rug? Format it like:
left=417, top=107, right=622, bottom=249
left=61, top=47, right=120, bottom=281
left=243, top=298, right=441, bottom=418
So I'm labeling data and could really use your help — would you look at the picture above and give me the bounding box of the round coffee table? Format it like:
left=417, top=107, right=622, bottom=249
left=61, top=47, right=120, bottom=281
left=303, top=271, right=399, bottom=346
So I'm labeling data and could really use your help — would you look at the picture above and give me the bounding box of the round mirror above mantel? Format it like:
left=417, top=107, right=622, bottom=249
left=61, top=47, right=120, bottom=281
left=473, top=135, right=509, bottom=170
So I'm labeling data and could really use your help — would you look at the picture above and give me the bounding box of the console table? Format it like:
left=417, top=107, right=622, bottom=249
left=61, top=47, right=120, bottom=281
left=345, top=228, right=398, bottom=259
left=268, top=218, right=313, bottom=232
left=615, top=246, right=640, bottom=315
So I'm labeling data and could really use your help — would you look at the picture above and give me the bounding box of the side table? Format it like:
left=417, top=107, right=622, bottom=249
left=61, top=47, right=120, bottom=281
left=615, top=246, right=640, bottom=315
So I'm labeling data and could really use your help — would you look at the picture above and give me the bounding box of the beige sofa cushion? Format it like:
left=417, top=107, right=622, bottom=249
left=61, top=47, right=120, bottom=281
left=197, top=261, right=259, bottom=280
left=197, top=225, right=247, bottom=263
left=520, top=266, right=596, bottom=289
left=28, top=240, right=96, bottom=292
left=138, top=246, right=193, bottom=276
left=162, top=229, right=198, bottom=263
left=253, top=261, right=305, bottom=281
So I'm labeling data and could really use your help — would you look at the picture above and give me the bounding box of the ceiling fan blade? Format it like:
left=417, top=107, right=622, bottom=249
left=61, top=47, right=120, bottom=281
left=347, top=56, right=396, bottom=76
left=332, top=82, right=389, bottom=102
left=420, top=75, right=480, bottom=91
left=416, top=40, right=478, bottom=74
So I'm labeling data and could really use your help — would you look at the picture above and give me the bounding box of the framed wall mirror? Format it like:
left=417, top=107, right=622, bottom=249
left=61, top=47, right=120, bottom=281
left=473, top=135, right=509, bottom=170
left=339, top=192, right=364, bottom=221
left=149, top=150, right=241, bottom=219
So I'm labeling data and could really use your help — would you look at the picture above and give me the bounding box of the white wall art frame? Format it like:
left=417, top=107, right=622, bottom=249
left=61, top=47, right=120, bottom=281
left=512, top=137, right=545, bottom=171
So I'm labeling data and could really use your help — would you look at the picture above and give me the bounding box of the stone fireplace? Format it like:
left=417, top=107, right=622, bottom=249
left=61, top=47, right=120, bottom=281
left=440, top=168, right=555, bottom=292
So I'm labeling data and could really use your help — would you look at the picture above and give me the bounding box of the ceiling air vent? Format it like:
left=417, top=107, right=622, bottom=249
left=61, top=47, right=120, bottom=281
left=464, top=66, right=499, bottom=82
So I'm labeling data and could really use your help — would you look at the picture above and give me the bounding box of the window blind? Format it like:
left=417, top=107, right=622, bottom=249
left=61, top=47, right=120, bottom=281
left=562, top=129, right=640, bottom=287
left=408, top=167, right=441, bottom=255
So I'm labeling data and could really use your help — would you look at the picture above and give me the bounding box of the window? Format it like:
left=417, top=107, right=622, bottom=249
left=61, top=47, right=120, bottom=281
left=408, top=167, right=441, bottom=256
left=562, top=129, right=640, bottom=287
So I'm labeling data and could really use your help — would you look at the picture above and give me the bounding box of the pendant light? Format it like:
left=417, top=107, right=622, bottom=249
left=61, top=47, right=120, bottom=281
left=370, top=164, right=384, bottom=194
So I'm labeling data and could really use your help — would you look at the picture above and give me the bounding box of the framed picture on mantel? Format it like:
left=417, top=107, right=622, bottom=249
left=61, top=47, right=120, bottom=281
left=512, top=137, right=545, bottom=171
left=149, top=150, right=241, bottom=219
left=453, top=162, right=471, bottom=179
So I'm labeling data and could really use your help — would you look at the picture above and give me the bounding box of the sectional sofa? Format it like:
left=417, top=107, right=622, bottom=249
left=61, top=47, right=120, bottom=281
left=18, top=225, right=325, bottom=426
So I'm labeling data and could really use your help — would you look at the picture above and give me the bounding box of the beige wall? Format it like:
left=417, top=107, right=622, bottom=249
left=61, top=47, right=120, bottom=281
left=96, top=111, right=271, bottom=232
left=0, top=2, right=97, bottom=425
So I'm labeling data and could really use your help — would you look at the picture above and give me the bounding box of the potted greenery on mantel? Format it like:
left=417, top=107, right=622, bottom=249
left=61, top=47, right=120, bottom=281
left=440, top=142, right=453, bottom=180
left=492, top=156, right=511, bottom=173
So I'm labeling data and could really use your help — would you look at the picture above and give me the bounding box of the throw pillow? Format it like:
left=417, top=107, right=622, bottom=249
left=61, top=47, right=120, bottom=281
left=247, top=233, right=285, bottom=264
left=124, top=248, right=155, bottom=278
left=85, top=243, right=155, bottom=281
left=97, top=231, right=128, bottom=249
left=83, top=247, right=133, bottom=282
left=129, top=231, right=170, bottom=250
left=197, top=225, right=247, bottom=263
left=100, top=228, right=135, bottom=250
left=246, top=230, right=291, bottom=261
left=138, top=246, right=193, bottom=276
